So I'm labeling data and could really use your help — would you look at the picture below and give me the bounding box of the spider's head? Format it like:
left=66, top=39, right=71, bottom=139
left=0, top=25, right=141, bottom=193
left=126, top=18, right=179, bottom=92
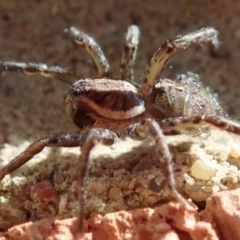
left=64, top=78, right=146, bottom=130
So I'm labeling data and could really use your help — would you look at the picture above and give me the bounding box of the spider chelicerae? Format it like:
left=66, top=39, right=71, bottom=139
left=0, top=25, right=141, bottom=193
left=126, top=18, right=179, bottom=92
left=1, top=25, right=240, bottom=230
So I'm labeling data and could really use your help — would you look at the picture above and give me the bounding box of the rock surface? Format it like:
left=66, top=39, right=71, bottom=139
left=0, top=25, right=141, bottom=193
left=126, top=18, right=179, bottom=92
left=1, top=188, right=240, bottom=240
left=1, top=131, right=240, bottom=232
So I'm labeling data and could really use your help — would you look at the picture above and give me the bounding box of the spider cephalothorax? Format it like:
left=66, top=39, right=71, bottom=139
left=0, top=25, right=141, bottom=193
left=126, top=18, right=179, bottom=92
left=1, top=25, right=240, bottom=230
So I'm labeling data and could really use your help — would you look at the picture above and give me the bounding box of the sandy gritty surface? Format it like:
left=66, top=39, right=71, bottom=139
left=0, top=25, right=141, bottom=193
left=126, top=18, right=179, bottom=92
left=1, top=0, right=240, bottom=235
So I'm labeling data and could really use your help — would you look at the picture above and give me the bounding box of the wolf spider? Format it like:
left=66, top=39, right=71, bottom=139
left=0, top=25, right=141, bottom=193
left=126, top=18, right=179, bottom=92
left=1, top=25, right=240, bottom=230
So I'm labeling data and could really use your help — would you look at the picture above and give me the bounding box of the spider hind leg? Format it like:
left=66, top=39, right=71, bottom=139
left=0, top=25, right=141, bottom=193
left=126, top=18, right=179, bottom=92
left=120, top=25, right=140, bottom=81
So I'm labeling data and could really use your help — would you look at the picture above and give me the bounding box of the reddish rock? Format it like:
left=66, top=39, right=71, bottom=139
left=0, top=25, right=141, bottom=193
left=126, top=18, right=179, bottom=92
left=86, top=203, right=217, bottom=240
left=201, top=188, right=240, bottom=240
left=2, top=188, right=240, bottom=240
left=0, top=203, right=212, bottom=240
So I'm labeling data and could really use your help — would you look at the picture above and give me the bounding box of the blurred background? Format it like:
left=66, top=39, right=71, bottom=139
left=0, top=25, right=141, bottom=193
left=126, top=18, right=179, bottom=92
left=0, top=0, right=240, bottom=143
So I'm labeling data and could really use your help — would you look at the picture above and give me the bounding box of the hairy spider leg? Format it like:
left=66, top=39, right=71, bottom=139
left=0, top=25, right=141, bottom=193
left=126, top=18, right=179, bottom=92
left=142, top=27, right=220, bottom=94
left=161, top=115, right=240, bottom=135
left=130, top=118, right=189, bottom=207
left=0, top=133, right=86, bottom=181
left=120, top=25, right=140, bottom=81
left=0, top=26, right=112, bottom=83
left=66, top=27, right=110, bottom=77
left=0, top=61, right=81, bottom=84
left=77, top=128, right=117, bottom=229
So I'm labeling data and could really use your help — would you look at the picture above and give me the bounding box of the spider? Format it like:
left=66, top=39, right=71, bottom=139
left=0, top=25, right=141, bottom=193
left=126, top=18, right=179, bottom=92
left=1, top=25, right=240, bottom=230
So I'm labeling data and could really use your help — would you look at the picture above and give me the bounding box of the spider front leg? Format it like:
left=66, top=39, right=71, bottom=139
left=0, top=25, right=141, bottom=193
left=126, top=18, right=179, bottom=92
left=0, top=61, right=81, bottom=84
left=77, top=128, right=117, bottom=229
left=142, top=27, right=220, bottom=93
left=129, top=118, right=189, bottom=207
left=65, top=27, right=110, bottom=77
left=0, top=133, right=86, bottom=181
